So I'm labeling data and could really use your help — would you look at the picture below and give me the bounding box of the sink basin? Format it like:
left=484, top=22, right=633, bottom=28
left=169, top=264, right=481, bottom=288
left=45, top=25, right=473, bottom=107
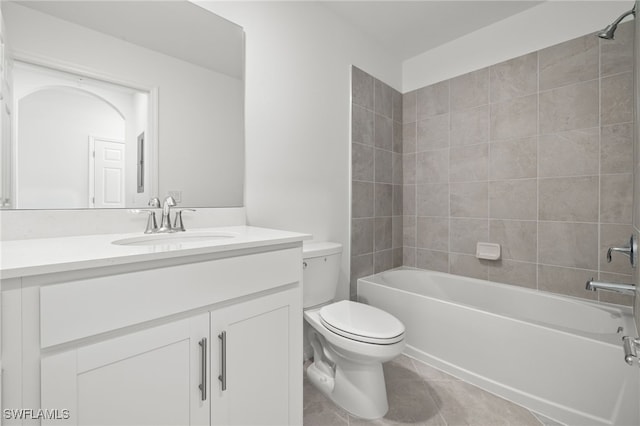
left=112, top=231, right=238, bottom=246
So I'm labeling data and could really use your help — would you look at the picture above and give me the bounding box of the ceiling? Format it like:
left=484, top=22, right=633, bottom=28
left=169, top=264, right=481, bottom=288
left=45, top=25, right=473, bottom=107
left=16, top=1, right=244, bottom=79
left=321, top=1, right=543, bottom=61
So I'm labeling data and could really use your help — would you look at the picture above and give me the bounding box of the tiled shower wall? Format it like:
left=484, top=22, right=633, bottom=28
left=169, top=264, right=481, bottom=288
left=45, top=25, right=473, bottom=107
left=403, top=22, right=635, bottom=305
left=350, top=67, right=403, bottom=298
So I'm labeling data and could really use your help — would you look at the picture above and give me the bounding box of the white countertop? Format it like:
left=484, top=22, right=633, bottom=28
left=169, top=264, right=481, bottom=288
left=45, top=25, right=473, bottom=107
left=0, top=226, right=310, bottom=279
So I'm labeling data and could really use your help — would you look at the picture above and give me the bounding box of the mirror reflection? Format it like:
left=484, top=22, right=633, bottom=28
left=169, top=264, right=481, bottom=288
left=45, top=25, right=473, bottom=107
left=1, top=0, right=245, bottom=209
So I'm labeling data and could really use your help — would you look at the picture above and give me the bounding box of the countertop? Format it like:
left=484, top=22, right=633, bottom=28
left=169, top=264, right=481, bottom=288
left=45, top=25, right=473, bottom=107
left=0, top=226, right=310, bottom=279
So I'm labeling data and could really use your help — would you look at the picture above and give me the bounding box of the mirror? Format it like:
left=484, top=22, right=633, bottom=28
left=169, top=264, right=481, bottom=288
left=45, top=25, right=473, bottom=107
left=0, top=0, right=244, bottom=209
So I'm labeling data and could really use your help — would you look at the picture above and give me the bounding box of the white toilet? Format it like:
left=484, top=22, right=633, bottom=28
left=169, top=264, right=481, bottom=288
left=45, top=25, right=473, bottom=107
left=302, top=241, right=405, bottom=419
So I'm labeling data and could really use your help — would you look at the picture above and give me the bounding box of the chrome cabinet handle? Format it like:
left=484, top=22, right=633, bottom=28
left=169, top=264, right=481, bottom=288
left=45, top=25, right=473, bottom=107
left=218, top=331, right=227, bottom=391
left=198, top=338, right=207, bottom=400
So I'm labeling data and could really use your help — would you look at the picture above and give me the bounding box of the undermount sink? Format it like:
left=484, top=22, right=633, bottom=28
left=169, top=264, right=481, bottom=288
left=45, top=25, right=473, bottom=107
left=112, top=231, right=238, bottom=246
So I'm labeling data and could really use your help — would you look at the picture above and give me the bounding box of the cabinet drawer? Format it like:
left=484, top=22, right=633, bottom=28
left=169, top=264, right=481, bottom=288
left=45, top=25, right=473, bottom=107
left=40, top=248, right=301, bottom=348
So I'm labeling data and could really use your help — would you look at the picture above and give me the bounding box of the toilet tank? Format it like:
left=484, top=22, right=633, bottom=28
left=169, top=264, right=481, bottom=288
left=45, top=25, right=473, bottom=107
left=302, top=241, right=342, bottom=309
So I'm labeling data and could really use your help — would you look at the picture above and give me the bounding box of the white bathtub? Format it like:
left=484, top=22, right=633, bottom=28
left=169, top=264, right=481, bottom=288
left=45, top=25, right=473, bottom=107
left=357, top=268, right=639, bottom=426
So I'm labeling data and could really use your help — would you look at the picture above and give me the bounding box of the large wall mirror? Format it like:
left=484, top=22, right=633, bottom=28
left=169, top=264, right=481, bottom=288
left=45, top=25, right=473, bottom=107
left=0, top=1, right=244, bottom=209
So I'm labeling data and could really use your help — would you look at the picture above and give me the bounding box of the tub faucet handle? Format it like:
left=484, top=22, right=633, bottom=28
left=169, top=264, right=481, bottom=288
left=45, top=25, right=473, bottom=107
left=606, top=234, right=637, bottom=268
left=622, top=336, right=640, bottom=366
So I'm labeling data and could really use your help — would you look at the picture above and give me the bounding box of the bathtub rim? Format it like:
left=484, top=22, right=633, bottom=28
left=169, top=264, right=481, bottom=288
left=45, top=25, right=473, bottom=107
left=357, top=266, right=635, bottom=346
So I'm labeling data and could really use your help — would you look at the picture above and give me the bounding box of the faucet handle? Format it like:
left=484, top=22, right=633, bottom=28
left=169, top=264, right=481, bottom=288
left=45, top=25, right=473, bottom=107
left=148, top=197, right=161, bottom=208
left=130, top=209, right=158, bottom=234
left=173, top=209, right=196, bottom=232
left=607, top=234, right=637, bottom=267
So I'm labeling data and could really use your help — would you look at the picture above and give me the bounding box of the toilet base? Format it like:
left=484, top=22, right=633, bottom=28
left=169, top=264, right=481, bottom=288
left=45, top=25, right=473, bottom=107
left=307, top=356, right=389, bottom=419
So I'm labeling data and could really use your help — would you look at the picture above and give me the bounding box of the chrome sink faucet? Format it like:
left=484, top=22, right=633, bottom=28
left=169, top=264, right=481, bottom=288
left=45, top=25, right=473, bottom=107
left=158, top=196, right=177, bottom=233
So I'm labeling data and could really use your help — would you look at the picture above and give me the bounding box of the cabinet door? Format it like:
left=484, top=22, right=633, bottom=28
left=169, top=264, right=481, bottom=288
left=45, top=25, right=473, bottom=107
left=210, top=288, right=302, bottom=426
left=41, top=314, right=209, bottom=426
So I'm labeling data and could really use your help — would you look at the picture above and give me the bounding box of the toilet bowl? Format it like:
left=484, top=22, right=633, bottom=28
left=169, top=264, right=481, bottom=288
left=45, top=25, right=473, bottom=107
left=301, top=240, right=406, bottom=419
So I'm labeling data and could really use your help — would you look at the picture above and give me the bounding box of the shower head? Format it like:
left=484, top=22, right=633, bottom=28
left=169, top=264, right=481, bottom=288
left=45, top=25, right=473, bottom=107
left=596, top=5, right=635, bottom=40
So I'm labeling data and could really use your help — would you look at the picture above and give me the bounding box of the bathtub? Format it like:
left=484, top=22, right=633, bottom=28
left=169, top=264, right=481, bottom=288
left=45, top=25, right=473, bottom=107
left=357, top=268, right=639, bottom=426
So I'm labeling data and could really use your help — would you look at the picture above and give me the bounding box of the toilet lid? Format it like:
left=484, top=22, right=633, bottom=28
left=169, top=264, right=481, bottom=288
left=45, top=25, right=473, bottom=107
left=319, top=300, right=405, bottom=345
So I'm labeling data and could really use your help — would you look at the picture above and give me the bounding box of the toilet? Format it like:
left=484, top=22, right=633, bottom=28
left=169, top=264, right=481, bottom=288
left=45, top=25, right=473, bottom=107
left=302, top=241, right=405, bottom=419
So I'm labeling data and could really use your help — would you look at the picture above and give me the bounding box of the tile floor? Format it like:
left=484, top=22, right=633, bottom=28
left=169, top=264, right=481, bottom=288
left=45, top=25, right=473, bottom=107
left=303, top=355, right=563, bottom=426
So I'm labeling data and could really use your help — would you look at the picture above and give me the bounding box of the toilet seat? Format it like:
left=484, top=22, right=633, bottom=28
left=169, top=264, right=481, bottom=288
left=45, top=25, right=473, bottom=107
left=319, top=300, right=405, bottom=345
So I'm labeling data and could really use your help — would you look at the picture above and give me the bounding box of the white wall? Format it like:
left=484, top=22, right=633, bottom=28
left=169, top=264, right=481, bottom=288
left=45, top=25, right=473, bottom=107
left=17, top=89, right=125, bottom=208
left=403, top=1, right=635, bottom=92
left=5, top=2, right=244, bottom=207
left=199, top=1, right=402, bottom=300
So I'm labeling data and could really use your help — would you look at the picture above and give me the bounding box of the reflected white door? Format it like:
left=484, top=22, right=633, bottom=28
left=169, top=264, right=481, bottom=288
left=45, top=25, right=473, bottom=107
left=90, top=136, right=125, bottom=208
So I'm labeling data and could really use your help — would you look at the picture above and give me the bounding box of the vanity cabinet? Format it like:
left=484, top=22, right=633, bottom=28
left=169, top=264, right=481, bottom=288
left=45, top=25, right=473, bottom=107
left=210, top=290, right=296, bottom=426
left=41, top=314, right=210, bottom=426
left=2, top=241, right=304, bottom=426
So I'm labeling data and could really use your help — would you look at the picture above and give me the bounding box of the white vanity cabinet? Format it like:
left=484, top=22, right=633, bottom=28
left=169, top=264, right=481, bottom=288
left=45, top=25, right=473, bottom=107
left=41, top=314, right=210, bottom=426
left=1, top=238, right=304, bottom=426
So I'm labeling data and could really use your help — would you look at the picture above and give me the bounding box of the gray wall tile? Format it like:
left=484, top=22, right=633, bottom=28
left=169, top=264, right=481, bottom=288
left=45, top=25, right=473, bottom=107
left=489, top=137, right=537, bottom=180
left=601, top=72, right=633, bottom=126
left=418, top=114, right=450, bottom=151
left=375, top=148, right=393, bottom=184
left=403, top=247, right=416, bottom=267
left=601, top=21, right=634, bottom=77
left=450, top=144, right=488, bottom=182
left=393, top=121, right=403, bottom=153
left=417, top=217, right=449, bottom=251
left=352, top=143, right=374, bottom=182
left=489, top=220, right=537, bottom=262
left=539, top=34, right=599, bottom=90
left=601, top=123, right=633, bottom=174
left=489, top=179, right=537, bottom=220
left=450, top=182, right=489, bottom=218
left=393, top=185, right=403, bottom=216
left=538, top=264, right=598, bottom=300
left=374, top=249, right=394, bottom=273
left=449, top=253, right=489, bottom=280
left=489, top=260, right=537, bottom=289
left=351, top=218, right=374, bottom=256
left=451, top=68, right=489, bottom=110
left=538, top=176, right=599, bottom=222
left=403, top=185, right=416, bottom=216
left=490, top=52, right=537, bottom=103
left=538, top=222, right=598, bottom=269
left=402, top=90, right=417, bottom=125
left=403, top=215, right=416, bottom=247
left=393, top=153, right=403, bottom=185
left=392, top=216, right=404, bottom=249
left=450, top=218, right=489, bottom=255
left=351, top=254, right=373, bottom=289
left=417, top=80, right=449, bottom=120
left=403, top=153, right=416, bottom=184
left=374, top=114, right=393, bottom=150
left=374, top=217, right=392, bottom=251
left=417, top=183, right=449, bottom=217
left=451, top=105, right=489, bottom=146
left=374, top=183, right=393, bottom=217
left=490, top=94, right=537, bottom=140
left=352, top=66, right=374, bottom=110
left=352, top=181, right=373, bottom=218
left=403, top=123, right=417, bottom=154
left=416, top=249, right=449, bottom=272
left=375, top=79, right=393, bottom=118
left=352, top=104, right=374, bottom=145
left=600, top=173, right=633, bottom=224
left=392, top=89, right=403, bottom=124
left=539, top=80, right=598, bottom=134
left=417, top=149, right=449, bottom=183
left=538, top=128, right=599, bottom=177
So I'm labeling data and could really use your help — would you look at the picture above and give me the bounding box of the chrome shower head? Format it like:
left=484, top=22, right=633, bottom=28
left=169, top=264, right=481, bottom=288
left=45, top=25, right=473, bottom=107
left=596, top=5, right=635, bottom=40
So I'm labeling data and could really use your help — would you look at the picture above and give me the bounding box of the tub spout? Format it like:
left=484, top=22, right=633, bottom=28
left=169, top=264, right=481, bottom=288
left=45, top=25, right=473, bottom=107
left=585, top=278, right=636, bottom=295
